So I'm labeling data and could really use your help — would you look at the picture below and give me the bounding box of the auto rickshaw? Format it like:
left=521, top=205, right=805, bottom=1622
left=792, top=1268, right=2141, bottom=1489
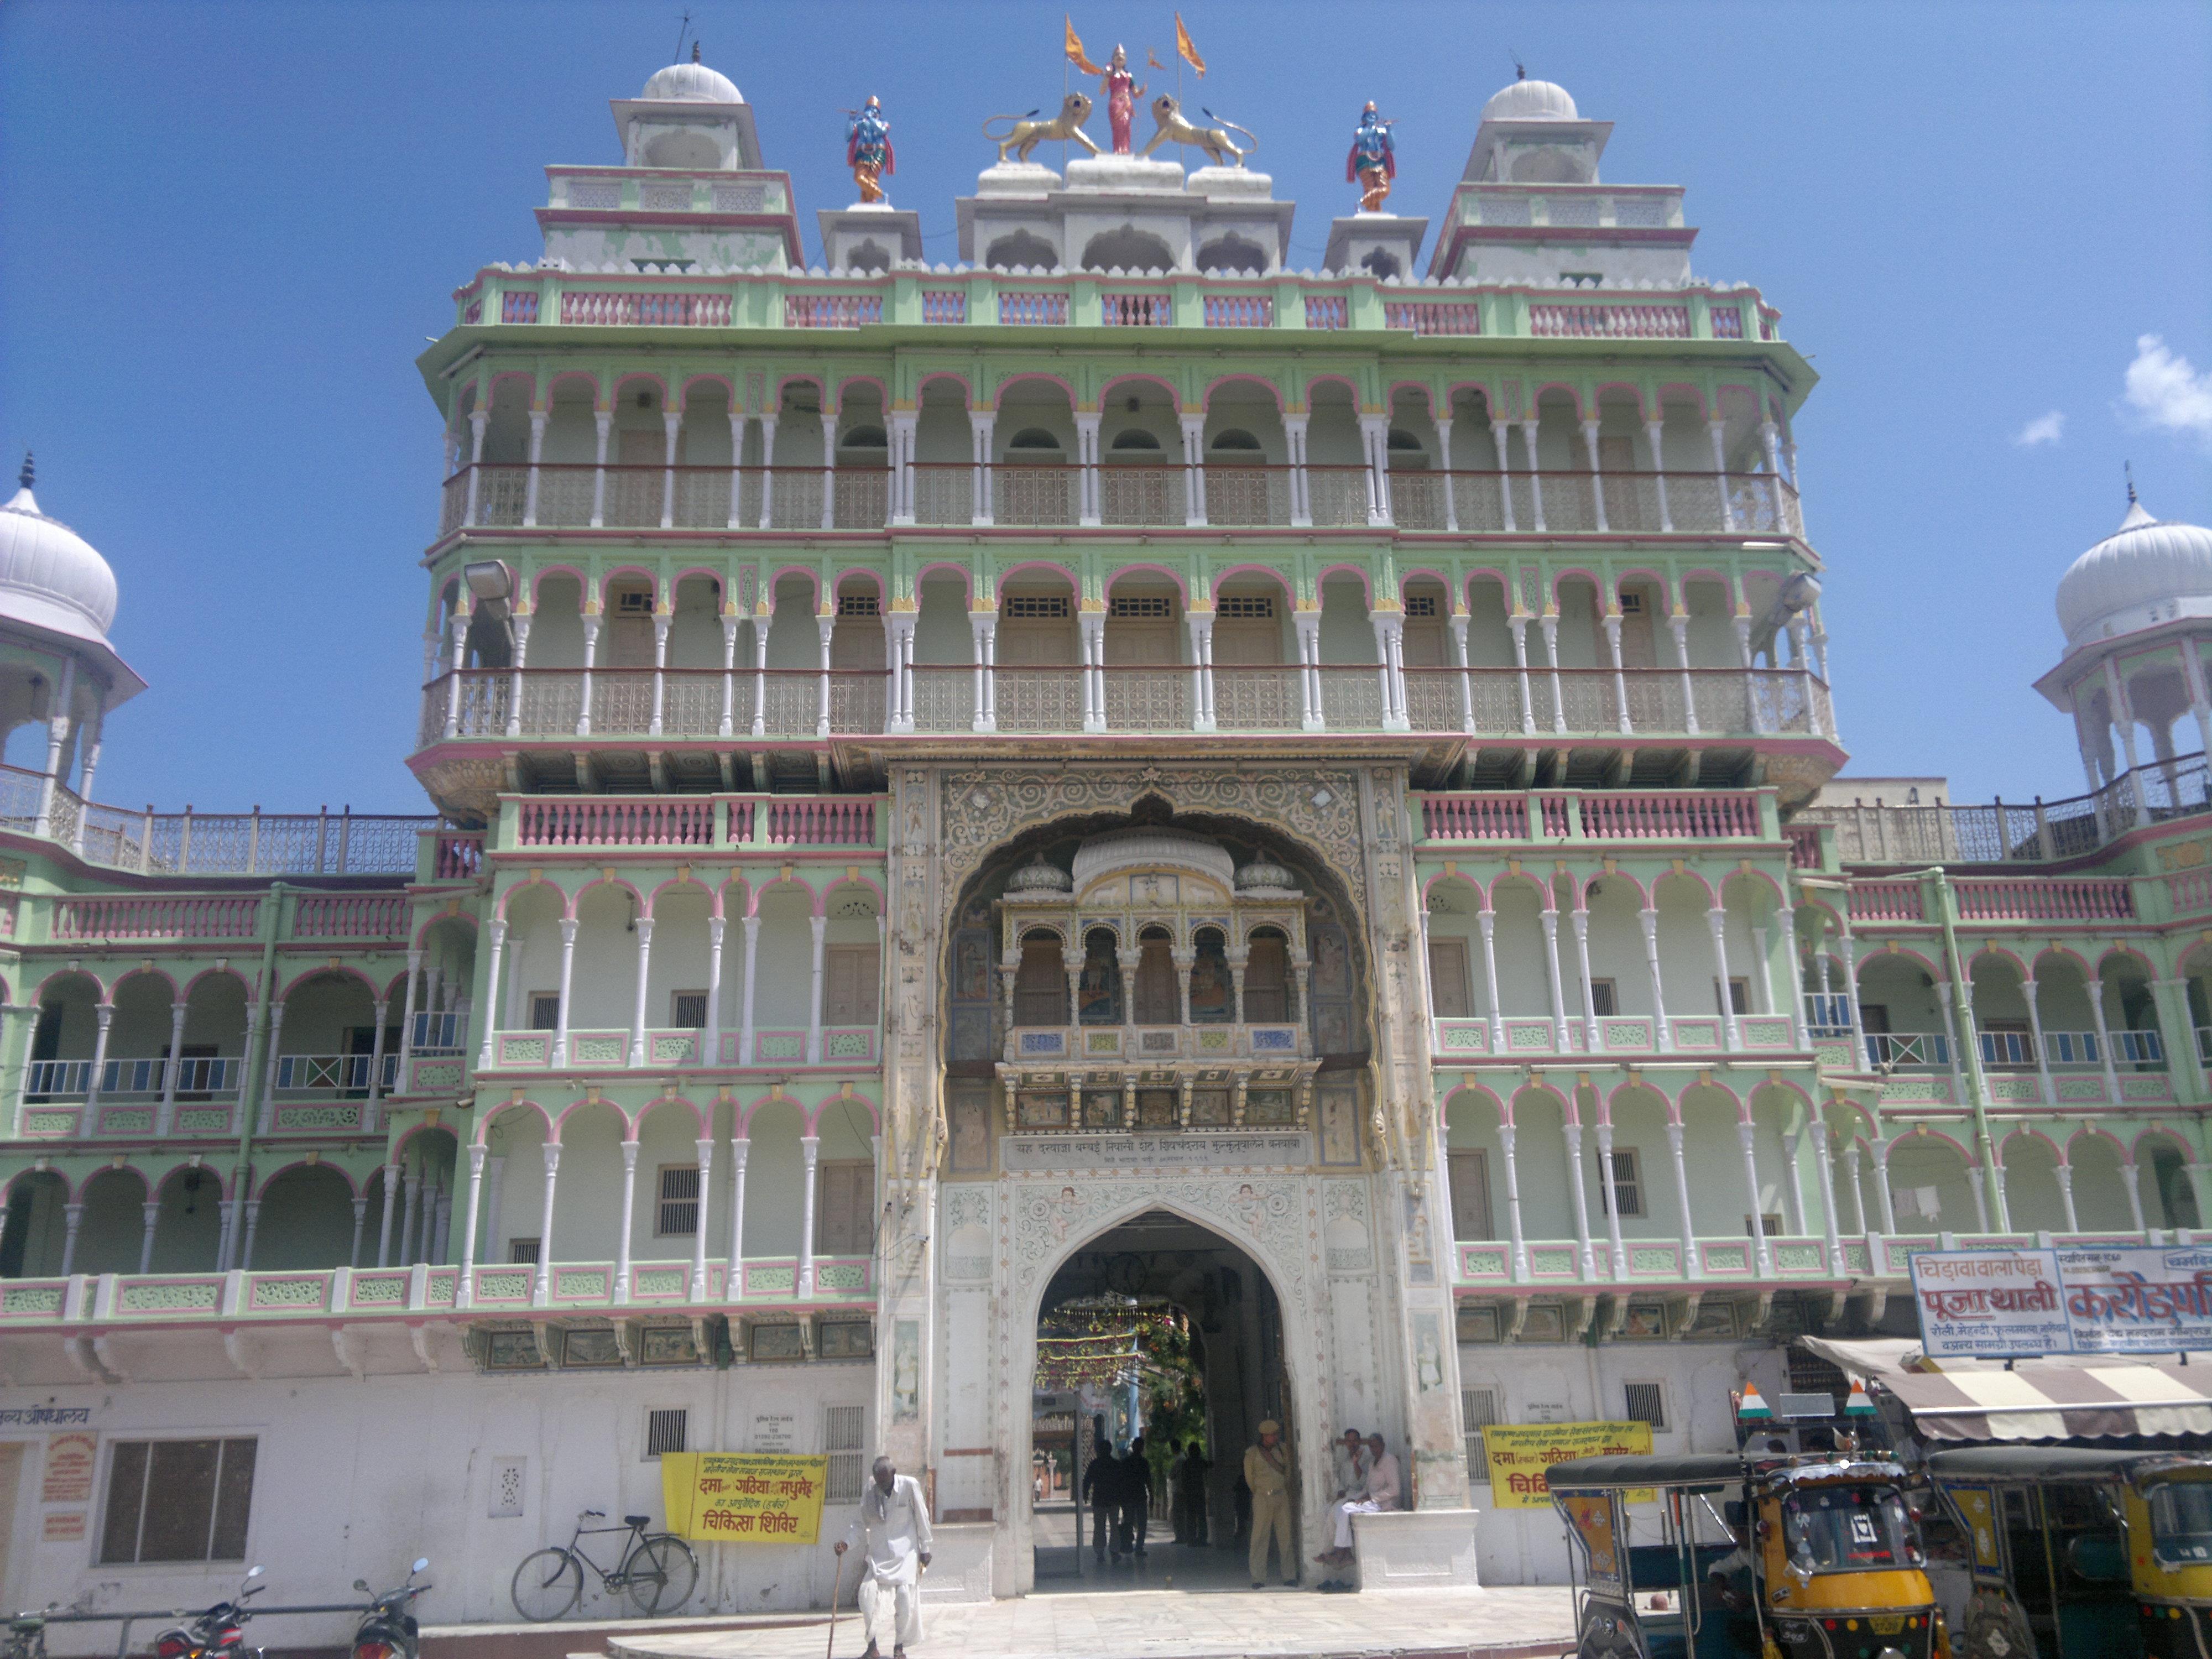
left=1921, top=1447, right=2212, bottom=1659
left=1550, top=1453, right=1942, bottom=1659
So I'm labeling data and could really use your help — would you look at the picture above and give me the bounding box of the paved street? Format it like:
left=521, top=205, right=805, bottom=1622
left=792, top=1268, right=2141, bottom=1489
left=604, top=1583, right=1578, bottom=1659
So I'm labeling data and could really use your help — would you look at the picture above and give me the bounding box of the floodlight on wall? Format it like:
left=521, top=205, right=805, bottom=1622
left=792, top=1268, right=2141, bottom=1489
left=465, top=560, right=514, bottom=624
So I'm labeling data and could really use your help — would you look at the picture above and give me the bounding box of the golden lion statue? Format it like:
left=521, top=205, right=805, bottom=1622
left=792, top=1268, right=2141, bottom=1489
left=983, top=94, right=1099, bottom=164
left=1141, top=95, right=1255, bottom=168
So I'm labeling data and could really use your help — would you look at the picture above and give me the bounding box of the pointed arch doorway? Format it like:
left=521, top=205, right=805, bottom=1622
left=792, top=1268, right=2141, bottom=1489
left=1027, top=1209, right=1296, bottom=1593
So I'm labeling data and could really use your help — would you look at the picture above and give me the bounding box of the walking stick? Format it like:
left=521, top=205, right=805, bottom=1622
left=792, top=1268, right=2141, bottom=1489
left=825, top=1546, right=847, bottom=1659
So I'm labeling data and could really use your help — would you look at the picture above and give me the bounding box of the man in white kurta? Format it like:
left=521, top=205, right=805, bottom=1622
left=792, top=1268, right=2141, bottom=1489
left=835, top=1458, right=932, bottom=1658
left=1319, top=1433, right=1401, bottom=1563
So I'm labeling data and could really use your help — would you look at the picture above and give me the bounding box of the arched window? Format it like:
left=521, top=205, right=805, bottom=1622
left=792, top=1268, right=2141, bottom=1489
left=1110, top=430, right=1162, bottom=451
left=985, top=229, right=1058, bottom=272
left=1210, top=429, right=1262, bottom=452
left=1190, top=928, right=1233, bottom=1023
left=1008, top=428, right=1063, bottom=451
left=1013, top=931, right=1068, bottom=1026
left=1245, top=928, right=1295, bottom=1023
left=838, top=425, right=888, bottom=451
left=1133, top=926, right=1178, bottom=1025
left=1076, top=930, right=1123, bottom=1025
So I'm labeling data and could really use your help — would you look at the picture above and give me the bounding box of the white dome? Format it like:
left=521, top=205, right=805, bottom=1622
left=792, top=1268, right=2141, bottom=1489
left=1480, top=77, right=1579, bottom=123
left=0, top=462, right=119, bottom=648
left=2055, top=495, right=2212, bottom=649
left=640, top=59, right=743, bottom=104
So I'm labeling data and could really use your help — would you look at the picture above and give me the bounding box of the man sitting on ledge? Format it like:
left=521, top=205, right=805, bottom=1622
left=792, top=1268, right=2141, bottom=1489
left=1316, top=1432, right=1399, bottom=1569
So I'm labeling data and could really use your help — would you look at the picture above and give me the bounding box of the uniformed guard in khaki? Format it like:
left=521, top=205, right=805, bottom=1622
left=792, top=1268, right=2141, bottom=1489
left=1242, top=1419, right=1295, bottom=1585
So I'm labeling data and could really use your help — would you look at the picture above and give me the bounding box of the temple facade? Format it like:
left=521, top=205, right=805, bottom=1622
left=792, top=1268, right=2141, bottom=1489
left=0, top=46, right=2208, bottom=1631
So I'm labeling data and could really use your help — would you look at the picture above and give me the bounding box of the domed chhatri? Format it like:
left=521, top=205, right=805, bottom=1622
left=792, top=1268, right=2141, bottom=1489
left=0, top=453, right=121, bottom=646
left=1234, top=853, right=1300, bottom=894
left=1480, top=75, right=1579, bottom=124
left=2053, top=489, right=2212, bottom=650
left=1005, top=852, right=1073, bottom=895
left=640, top=57, right=743, bottom=105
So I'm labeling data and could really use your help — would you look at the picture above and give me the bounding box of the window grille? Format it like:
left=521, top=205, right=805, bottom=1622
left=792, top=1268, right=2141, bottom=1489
left=1110, top=594, right=1172, bottom=619
left=671, top=991, right=708, bottom=1029
left=509, top=1238, right=541, bottom=1265
left=645, top=1408, right=689, bottom=1459
left=529, top=993, right=560, bottom=1031
left=1461, top=1386, right=1499, bottom=1484
left=1623, top=1382, right=1668, bottom=1430
left=1745, top=1212, right=1784, bottom=1239
left=1786, top=1345, right=1849, bottom=1411
left=1715, top=977, right=1750, bottom=1016
left=657, top=1166, right=701, bottom=1237
left=1004, top=594, right=1070, bottom=619
left=1405, top=593, right=1438, bottom=617
left=825, top=1405, right=866, bottom=1504
left=1217, top=595, right=1274, bottom=619
left=614, top=589, right=654, bottom=615
left=100, top=1438, right=257, bottom=1564
left=837, top=593, right=880, bottom=617
left=1598, top=1148, right=1645, bottom=1218
left=1620, top=592, right=1646, bottom=614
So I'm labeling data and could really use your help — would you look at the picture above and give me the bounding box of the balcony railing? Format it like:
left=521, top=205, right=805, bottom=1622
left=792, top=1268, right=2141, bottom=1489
left=426, top=664, right=1829, bottom=746
left=444, top=460, right=1800, bottom=540
left=25, top=1056, right=242, bottom=1100
left=1005, top=1022, right=1307, bottom=1065
left=1841, top=874, right=2137, bottom=925
left=0, top=764, right=436, bottom=877
left=1800, top=754, right=2209, bottom=867
left=500, top=792, right=879, bottom=849
left=1431, top=1011, right=1799, bottom=1060
left=273, top=1052, right=401, bottom=1094
left=1419, top=787, right=1772, bottom=844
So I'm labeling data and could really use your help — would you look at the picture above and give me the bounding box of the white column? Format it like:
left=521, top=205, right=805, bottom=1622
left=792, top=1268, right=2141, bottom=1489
left=215, top=1199, right=237, bottom=1273
left=70, top=696, right=105, bottom=851
left=1594, top=1119, right=1626, bottom=1278
left=1478, top=910, right=1507, bottom=1052
left=455, top=1143, right=486, bottom=1307
left=749, top=618, right=770, bottom=738
left=1519, top=418, right=1547, bottom=532
left=441, top=611, right=469, bottom=739
left=2178, top=640, right=2212, bottom=765
left=1539, top=909, right=1571, bottom=1051
left=237, top=1201, right=262, bottom=1271
left=575, top=614, right=599, bottom=737
left=399, top=1171, right=421, bottom=1266
left=394, top=950, right=422, bottom=1090
left=139, top=1199, right=160, bottom=1275
left=970, top=612, right=998, bottom=733
left=1842, top=1141, right=1868, bottom=1233
left=1644, top=418, right=1673, bottom=532
left=2021, top=974, right=2058, bottom=1104
left=1934, top=981, right=1969, bottom=1102
left=589, top=409, right=611, bottom=526
left=531, top=1142, right=561, bottom=1307
left=2103, top=658, right=2152, bottom=826
left=704, top=917, right=727, bottom=1065
left=1490, top=418, right=1518, bottom=533
left=1509, top=617, right=1537, bottom=734
left=1563, top=1115, right=1597, bottom=1279
left=819, top=420, right=836, bottom=533
left=727, top=411, right=748, bottom=529
left=552, top=916, right=578, bottom=1067
left=1572, top=909, right=1602, bottom=1050
left=1187, top=612, right=1216, bottom=733
left=887, top=613, right=917, bottom=734
left=1666, top=1120, right=1695, bottom=1265
left=477, top=921, right=505, bottom=1069
left=1077, top=412, right=1104, bottom=527
left=1966, top=1160, right=1992, bottom=1233
left=814, top=614, right=835, bottom=739
left=1738, top=1119, right=1773, bottom=1276
left=377, top=1161, right=400, bottom=1266
left=1179, top=415, right=1207, bottom=527
left=797, top=1135, right=821, bottom=1295
left=1640, top=907, right=1673, bottom=1051
left=716, top=615, right=739, bottom=738
left=1840, top=920, right=1869, bottom=1065
left=614, top=1140, right=640, bottom=1300
left=1707, top=906, right=1741, bottom=1050
left=1436, top=415, right=1459, bottom=531
left=2120, top=1160, right=2148, bottom=1235
left=1778, top=909, right=1808, bottom=1046
left=1807, top=1120, right=1844, bottom=1269
left=1871, top=1141, right=1900, bottom=1234
left=2054, top=1158, right=2080, bottom=1234
left=754, top=412, right=779, bottom=529
left=1540, top=615, right=1567, bottom=734
left=156, top=1000, right=189, bottom=1136
left=739, top=915, right=761, bottom=1066
left=1668, top=614, right=1699, bottom=734
left=2085, top=974, right=2125, bottom=1102
left=1371, top=612, right=1407, bottom=732
left=690, top=1138, right=714, bottom=1301
left=1284, top=415, right=1311, bottom=527
left=649, top=616, right=670, bottom=735
left=807, top=914, right=828, bottom=1063
left=1295, top=612, right=1322, bottom=731
left=727, top=1136, right=750, bottom=1286
left=1707, top=418, right=1737, bottom=531
left=1580, top=418, right=1609, bottom=533
left=969, top=410, right=995, bottom=526
left=254, top=1003, right=284, bottom=1133
left=1603, top=613, right=1632, bottom=734
left=1497, top=1123, right=1528, bottom=1280
left=503, top=613, right=531, bottom=738
left=1080, top=613, right=1107, bottom=733
left=363, top=996, right=390, bottom=1127
left=464, top=409, right=489, bottom=525
left=482, top=1154, right=505, bottom=1266
left=628, top=916, right=654, bottom=1065
left=523, top=408, right=547, bottom=526
left=889, top=411, right=917, bottom=526
left=1359, top=414, right=1392, bottom=526
left=1450, top=613, right=1475, bottom=734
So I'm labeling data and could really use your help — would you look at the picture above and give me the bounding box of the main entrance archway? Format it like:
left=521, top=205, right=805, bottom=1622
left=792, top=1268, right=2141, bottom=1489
left=1014, top=1206, right=1316, bottom=1593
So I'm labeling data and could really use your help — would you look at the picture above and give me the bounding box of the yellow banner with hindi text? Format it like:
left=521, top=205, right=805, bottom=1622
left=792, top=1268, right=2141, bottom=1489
left=1483, top=1420, right=1655, bottom=1509
left=660, top=1452, right=830, bottom=1543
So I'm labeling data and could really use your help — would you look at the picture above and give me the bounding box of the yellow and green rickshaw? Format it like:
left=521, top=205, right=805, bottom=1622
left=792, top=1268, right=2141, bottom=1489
left=1550, top=1453, right=1942, bottom=1659
left=1921, top=1447, right=2212, bottom=1659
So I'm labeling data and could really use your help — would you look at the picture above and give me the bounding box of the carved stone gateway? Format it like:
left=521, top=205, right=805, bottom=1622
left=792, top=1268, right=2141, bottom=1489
left=883, top=758, right=1472, bottom=1590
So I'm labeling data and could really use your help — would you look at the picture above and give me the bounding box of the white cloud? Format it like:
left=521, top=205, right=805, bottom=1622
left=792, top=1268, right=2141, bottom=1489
left=2013, top=410, right=2065, bottom=447
left=2124, top=333, right=2212, bottom=447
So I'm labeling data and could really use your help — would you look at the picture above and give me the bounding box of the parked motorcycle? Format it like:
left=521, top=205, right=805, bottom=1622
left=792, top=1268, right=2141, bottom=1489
left=153, top=1566, right=266, bottom=1659
left=349, top=1559, right=431, bottom=1659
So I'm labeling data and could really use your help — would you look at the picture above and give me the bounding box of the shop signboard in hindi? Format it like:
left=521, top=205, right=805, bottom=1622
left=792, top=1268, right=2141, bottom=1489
left=1484, top=1420, right=1655, bottom=1509
left=660, top=1452, right=829, bottom=1543
left=1909, top=1249, right=2069, bottom=1359
left=2056, top=1245, right=2212, bottom=1354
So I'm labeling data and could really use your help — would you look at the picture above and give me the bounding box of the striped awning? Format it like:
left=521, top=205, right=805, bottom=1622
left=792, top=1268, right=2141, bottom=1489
left=1884, top=1362, right=2212, bottom=1441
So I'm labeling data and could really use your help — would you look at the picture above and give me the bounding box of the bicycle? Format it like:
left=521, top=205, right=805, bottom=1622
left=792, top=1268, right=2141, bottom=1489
left=510, top=1510, right=697, bottom=1621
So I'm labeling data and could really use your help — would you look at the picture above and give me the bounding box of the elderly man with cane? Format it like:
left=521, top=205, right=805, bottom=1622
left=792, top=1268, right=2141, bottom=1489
left=832, top=1455, right=932, bottom=1659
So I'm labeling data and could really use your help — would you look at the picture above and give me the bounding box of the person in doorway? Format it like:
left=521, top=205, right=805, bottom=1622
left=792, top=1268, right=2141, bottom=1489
left=1079, top=1431, right=1117, bottom=1563
left=1317, top=1432, right=1400, bottom=1569
left=1243, top=1419, right=1296, bottom=1587
left=834, top=1456, right=932, bottom=1659
left=1330, top=1427, right=1368, bottom=1504
left=1175, top=1441, right=1211, bottom=1545
left=1119, top=1434, right=1153, bottom=1558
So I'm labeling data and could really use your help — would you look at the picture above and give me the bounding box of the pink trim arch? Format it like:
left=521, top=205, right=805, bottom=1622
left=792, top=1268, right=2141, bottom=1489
left=474, top=1097, right=555, bottom=1147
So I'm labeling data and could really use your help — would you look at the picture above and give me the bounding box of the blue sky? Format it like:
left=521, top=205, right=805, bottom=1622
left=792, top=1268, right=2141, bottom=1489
left=2, top=0, right=2208, bottom=812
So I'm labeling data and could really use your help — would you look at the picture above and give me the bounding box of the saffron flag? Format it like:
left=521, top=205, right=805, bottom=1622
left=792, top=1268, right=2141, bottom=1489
left=1175, top=13, right=1206, bottom=77
left=1146, top=48, right=1170, bottom=71
left=1065, top=17, right=1104, bottom=76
